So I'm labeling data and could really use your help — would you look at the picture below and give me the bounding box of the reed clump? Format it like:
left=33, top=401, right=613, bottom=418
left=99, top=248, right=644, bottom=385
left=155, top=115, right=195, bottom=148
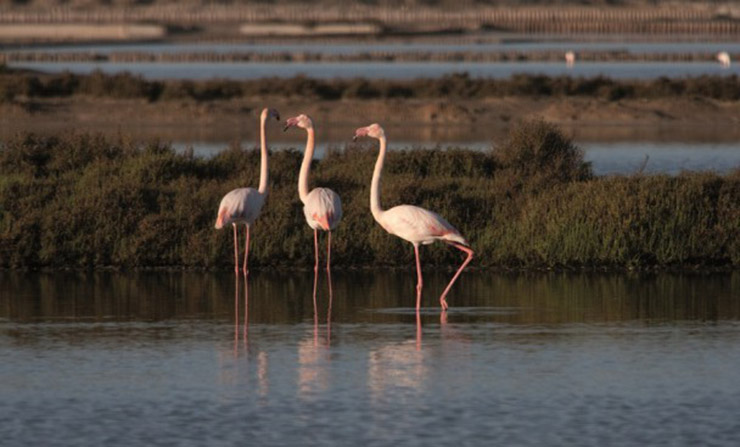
left=1, top=120, right=738, bottom=270
left=2, top=70, right=740, bottom=103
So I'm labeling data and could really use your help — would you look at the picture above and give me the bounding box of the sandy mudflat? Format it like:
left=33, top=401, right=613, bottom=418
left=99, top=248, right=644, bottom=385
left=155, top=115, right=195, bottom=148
left=2, top=95, right=739, bottom=143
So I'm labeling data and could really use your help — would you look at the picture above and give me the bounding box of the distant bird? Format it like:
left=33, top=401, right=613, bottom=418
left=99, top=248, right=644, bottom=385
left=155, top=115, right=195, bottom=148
left=717, top=51, right=731, bottom=68
left=565, top=50, right=576, bottom=67
left=215, top=107, right=280, bottom=274
left=284, top=114, right=343, bottom=271
left=353, top=123, right=473, bottom=311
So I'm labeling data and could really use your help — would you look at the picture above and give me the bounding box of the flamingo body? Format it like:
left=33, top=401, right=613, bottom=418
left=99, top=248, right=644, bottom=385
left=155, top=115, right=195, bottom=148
left=303, top=187, right=343, bottom=231
left=215, top=187, right=265, bottom=229
left=379, top=205, right=467, bottom=247
left=717, top=51, right=731, bottom=68
left=214, top=107, right=279, bottom=274
left=354, top=123, right=473, bottom=311
left=284, top=113, right=343, bottom=270
left=565, top=50, right=575, bottom=67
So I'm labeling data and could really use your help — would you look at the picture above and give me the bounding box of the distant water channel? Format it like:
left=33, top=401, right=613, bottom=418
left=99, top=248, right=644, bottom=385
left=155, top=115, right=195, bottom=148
left=8, top=60, right=736, bottom=80
left=2, top=271, right=740, bottom=446
left=11, top=40, right=740, bottom=56
left=170, top=140, right=740, bottom=175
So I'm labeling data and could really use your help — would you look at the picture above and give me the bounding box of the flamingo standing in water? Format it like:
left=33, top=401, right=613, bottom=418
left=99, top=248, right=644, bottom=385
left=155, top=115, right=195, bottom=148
left=284, top=114, right=343, bottom=271
left=353, top=123, right=473, bottom=311
left=215, top=107, right=280, bottom=274
left=717, top=51, right=731, bottom=68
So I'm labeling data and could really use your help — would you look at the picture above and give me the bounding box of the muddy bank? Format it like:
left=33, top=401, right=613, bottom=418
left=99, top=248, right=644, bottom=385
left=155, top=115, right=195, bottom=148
left=4, top=50, right=738, bottom=64
left=3, top=95, right=740, bottom=144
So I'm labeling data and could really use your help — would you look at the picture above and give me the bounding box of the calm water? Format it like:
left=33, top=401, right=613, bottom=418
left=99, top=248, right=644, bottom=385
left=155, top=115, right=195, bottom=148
left=8, top=60, right=736, bottom=80
left=2, top=271, right=740, bottom=446
left=11, top=41, right=740, bottom=55
left=170, top=140, right=740, bottom=175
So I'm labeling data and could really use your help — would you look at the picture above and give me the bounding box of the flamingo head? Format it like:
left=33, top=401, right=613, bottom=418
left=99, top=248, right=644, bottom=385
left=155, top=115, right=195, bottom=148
left=261, top=108, right=280, bottom=122
left=283, top=114, right=313, bottom=132
left=353, top=123, right=385, bottom=141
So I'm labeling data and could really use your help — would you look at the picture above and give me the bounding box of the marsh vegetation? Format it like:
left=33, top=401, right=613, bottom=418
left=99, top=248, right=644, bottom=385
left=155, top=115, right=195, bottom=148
left=3, top=70, right=740, bottom=103
left=1, top=120, right=737, bottom=270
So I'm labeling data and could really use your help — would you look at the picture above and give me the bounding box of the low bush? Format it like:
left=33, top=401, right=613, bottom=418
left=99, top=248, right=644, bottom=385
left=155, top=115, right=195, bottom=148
left=1, top=121, right=738, bottom=269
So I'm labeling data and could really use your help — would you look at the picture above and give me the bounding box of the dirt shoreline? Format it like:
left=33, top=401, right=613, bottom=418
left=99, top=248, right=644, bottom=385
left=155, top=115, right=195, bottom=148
left=3, top=96, right=740, bottom=143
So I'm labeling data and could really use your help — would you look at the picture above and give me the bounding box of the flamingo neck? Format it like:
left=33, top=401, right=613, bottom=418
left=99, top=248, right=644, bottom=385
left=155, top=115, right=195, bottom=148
left=370, top=135, right=387, bottom=221
left=298, top=127, right=315, bottom=203
left=258, top=113, right=269, bottom=195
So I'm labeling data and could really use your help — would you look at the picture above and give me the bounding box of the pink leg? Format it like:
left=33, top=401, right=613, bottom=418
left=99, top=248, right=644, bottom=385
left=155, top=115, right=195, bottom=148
left=313, top=229, right=319, bottom=273
left=415, top=309, right=422, bottom=351
left=439, top=243, right=474, bottom=311
left=312, top=266, right=319, bottom=347
left=326, top=266, right=333, bottom=346
left=243, top=270, right=249, bottom=344
left=414, top=244, right=423, bottom=310
left=234, top=273, right=239, bottom=355
left=243, top=224, right=250, bottom=275
left=326, top=231, right=332, bottom=272
left=232, top=223, right=239, bottom=275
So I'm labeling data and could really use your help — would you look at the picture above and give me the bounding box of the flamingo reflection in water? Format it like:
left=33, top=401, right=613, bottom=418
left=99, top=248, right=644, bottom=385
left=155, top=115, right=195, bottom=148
left=230, top=273, right=269, bottom=397
left=298, top=268, right=334, bottom=398
left=368, top=311, right=427, bottom=402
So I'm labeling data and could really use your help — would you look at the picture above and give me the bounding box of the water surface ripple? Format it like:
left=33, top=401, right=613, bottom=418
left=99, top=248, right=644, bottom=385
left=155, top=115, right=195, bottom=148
left=2, top=272, right=739, bottom=446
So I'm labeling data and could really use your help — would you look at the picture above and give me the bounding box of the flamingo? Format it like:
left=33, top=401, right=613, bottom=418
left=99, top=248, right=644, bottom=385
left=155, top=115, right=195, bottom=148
left=353, top=123, right=473, bottom=311
left=717, top=51, right=731, bottom=68
left=565, top=50, right=576, bottom=67
left=215, top=107, right=280, bottom=274
left=284, top=114, right=343, bottom=271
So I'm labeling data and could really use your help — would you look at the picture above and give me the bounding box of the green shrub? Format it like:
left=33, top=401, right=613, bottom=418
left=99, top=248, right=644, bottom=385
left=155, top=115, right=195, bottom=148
left=1, top=121, right=738, bottom=270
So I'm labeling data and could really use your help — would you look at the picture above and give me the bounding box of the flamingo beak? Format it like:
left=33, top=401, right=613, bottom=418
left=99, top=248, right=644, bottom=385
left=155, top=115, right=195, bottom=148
left=353, top=127, right=368, bottom=142
left=283, top=117, right=298, bottom=132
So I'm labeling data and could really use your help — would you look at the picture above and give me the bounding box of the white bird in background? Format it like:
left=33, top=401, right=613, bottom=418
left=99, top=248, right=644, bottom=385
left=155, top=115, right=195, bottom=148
left=353, top=123, right=473, bottom=311
left=215, top=107, right=280, bottom=274
left=717, top=51, right=731, bottom=68
left=284, top=114, right=343, bottom=271
left=565, top=50, right=576, bottom=67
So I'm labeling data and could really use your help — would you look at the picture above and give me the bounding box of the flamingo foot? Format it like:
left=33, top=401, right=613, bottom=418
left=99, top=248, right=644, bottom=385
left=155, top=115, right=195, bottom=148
left=440, top=297, right=449, bottom=311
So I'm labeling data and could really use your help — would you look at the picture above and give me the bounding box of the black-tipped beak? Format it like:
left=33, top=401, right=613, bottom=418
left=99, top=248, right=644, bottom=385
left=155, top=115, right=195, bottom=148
left=283, top=124, right=290, bottom=132
left=352, top=135, right=358, bottom=142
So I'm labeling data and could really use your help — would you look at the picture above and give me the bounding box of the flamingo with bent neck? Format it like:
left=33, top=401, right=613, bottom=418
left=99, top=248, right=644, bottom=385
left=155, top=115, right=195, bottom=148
left=284, top=114, right=343, bottom=271
left=215, top=107, right=280, bottom=274
left=354, top=123, right=473, bottom=311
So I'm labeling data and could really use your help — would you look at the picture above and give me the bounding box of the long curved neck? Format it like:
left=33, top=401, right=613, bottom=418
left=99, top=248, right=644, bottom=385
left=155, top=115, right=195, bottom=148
left=258, top=114, right=269, bottom=195
left=370, top=135, right=387, bottom=221
left=298, top=127, right=315, bottom=203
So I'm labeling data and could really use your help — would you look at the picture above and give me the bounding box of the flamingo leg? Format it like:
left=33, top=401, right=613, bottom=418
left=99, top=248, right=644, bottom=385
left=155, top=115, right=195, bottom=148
left=243, top=224, right=250, bottom=275
left=326, top=266, right=333, bottom=346
left=234, top=273, right=239, bottom=356
left=312, top=265, right=319, bottom=347
left=313, top=229, right=319, bottom=273
left=415, top=309, right=422, bottom=351
left=326, top=231, right=332, bottom=272
left=414, top=244, right=423, bottom=310
left=439, top=243, right=474, bottom=311
left=243, top=270, right=249, bottom=344
left=232, top=223, right=239, bottom=275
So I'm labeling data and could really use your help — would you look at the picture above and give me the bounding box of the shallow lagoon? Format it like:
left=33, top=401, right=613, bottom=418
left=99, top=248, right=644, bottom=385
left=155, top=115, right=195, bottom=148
left=2, top=271, right=740, bottom=446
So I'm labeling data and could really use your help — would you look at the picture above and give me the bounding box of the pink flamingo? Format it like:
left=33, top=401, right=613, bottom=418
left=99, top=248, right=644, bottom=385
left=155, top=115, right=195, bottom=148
left=215, top=108, right=280, bottom=274
left=354, top=123, right=473, bottom=311
left=284, top=114, right=343, bottom=271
